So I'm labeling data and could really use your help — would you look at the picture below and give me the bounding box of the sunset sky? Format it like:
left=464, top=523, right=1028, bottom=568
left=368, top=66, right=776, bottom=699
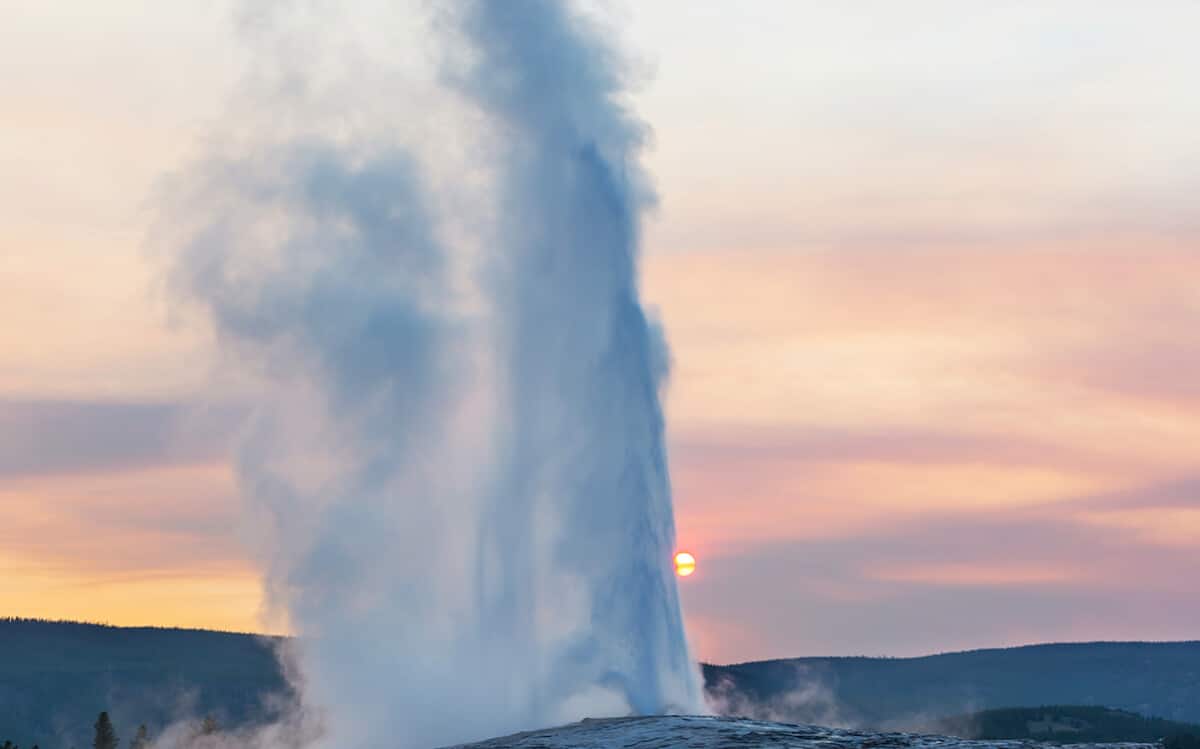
left=3, top=1, right=1199, bottom=664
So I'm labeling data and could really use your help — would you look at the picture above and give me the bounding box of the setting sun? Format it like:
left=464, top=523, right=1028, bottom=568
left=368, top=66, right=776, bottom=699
left=674, top=551, right=696, bottom=577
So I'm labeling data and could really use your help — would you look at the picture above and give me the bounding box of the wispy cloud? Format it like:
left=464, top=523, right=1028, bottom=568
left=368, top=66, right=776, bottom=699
left=0, top=399, right=239, bottom=478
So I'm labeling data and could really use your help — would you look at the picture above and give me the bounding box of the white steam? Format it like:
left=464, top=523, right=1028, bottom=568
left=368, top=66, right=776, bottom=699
left=705, top=667, right=850, bottom=728
left=161, top=1, right=702, bottom=747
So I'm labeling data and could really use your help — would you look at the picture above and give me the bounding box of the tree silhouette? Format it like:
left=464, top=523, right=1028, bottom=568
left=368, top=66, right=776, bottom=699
left=93, top=712, right=118, bottom=749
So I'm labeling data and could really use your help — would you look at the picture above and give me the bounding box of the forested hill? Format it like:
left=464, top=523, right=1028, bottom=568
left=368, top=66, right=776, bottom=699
left=934, top=706, right=1200, bottom=743
left=4, top=620, right=1200, bottom=748
left=704, top=641, right=1200, bottom=728
left=0, top=619, right=288, bottom=749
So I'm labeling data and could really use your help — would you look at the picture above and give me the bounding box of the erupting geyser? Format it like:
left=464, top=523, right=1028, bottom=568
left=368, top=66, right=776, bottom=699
left=163, top=0, right=702, bottom=747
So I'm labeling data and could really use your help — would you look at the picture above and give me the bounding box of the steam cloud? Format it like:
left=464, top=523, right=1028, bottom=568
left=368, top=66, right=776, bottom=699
left=162, top=1, right=702, bottom=747
left=705, top=667, right=850, bottom=729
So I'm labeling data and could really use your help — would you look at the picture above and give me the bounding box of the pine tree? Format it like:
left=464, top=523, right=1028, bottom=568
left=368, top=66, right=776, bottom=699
left=129, top=725, right=149, bottom=749
left=93, top=712, right=118, bottom=749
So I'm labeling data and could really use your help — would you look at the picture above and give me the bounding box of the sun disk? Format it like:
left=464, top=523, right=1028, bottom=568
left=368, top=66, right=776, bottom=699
left=674, top=551, right=696, bottom=577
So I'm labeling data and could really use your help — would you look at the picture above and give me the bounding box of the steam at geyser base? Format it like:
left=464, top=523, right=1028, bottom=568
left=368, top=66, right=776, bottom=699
left=162, top=1, right=703, bottom=747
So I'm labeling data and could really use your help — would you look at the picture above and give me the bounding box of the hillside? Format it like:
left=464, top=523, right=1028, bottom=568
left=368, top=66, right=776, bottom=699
left=0, top=619, right=288, bottom=749
left=4, top=620, right=1200, bottom=747
left=704, top=642, right=1200, bottom=728
left=935, top=706, right=1200, bottom=743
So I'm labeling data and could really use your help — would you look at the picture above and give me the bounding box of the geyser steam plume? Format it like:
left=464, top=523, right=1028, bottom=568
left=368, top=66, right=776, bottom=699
left=163, top=1, right=702, bottom=747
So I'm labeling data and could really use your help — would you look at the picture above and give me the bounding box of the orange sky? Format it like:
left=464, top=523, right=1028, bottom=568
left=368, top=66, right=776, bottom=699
left=3, top=1, right=1199, bottom=663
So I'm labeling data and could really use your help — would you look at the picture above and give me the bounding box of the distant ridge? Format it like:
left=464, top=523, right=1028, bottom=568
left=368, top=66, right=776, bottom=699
left=705, top=641, right=1200, bottom=729
left=716, top=639, right=1200, bottom=667
left=0, top=618, right=288, bottom=749
left=0, top=616, right=281, bottom=638
left=3, top=619, right=1199, bottom=746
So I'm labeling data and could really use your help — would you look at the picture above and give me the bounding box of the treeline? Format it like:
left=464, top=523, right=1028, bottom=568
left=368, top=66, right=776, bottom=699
left=0, top=618, right=258, bottom=636
left=1166, top=735, right=1200, bottom=749
left=705, top=641, right=1200, bottom=727
left=0, top=619, right=287, bottom=749
left=2, top=711, right=223, bottom=749
left=934, top=705, right=1200, bottom=745
left=0, top=618, right=113, bottom=626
